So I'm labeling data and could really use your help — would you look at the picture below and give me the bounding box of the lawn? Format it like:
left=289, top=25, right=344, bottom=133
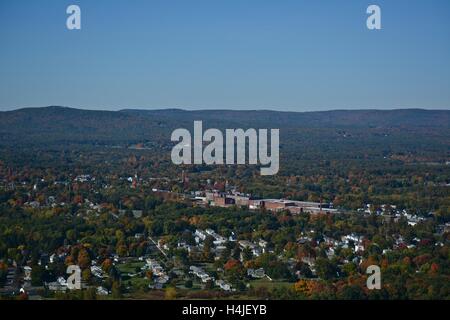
left=249, top=278, right=292, bottom=290
left=117, top=261, right=145, bottom=275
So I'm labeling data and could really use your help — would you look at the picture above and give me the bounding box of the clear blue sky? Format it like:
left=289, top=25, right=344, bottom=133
left=1, top=0, right=449, bottom=111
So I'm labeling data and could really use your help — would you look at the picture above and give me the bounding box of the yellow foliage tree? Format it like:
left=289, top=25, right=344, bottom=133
left=165, top=287, right=177, bottom=300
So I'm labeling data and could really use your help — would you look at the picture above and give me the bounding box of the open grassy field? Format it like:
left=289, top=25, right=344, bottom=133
left=117, top=261, right=145, bottom=275
left=249, top=278, right=293, bottom=291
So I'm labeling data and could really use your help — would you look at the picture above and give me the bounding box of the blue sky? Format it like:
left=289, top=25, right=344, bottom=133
left=0, top=0, right=449, bottom=111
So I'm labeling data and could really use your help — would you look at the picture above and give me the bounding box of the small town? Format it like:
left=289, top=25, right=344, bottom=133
left=1, top=167, right=448, bottom=300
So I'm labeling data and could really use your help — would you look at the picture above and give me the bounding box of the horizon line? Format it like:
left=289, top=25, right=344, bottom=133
left=1, top=105, right=450, bottom=114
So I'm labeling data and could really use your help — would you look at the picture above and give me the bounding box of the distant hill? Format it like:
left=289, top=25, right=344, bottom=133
left=0, top=106, right=449, bottom=148
left=121, top=108, right=450, bottom=128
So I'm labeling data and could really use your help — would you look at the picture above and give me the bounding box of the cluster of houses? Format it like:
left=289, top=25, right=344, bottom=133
left=238, top=239, right=269, bottom=258
left=294, top=231, right=367, bottom=274
left=247, top=268, right=266, bottom=279
left=189, top=266, right=234, bottom=291
left=340, top=234, right=365, bottom=253
left=188, top=228, right=271, bottom=263
left=8, top=247, right=112, bottom=297
left=90, top=264, right=105, bottom=279
left=179, top=229, right=269, bottom=289
left=144, top=258, right=169, bottom=289
left=44, top=277, right=109, bottom=296
left=194, top=229, right=227, bottom=246
left=176, top=229, right=233, bottom=257
left=358, top=204, right=428, bottom=226
left=189, top=266, right=213, bottom=283
left=300, top=232, right=366, bottom=255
